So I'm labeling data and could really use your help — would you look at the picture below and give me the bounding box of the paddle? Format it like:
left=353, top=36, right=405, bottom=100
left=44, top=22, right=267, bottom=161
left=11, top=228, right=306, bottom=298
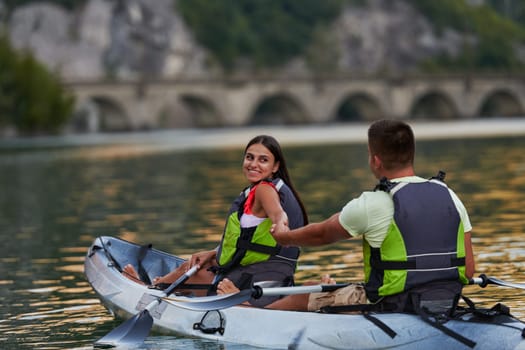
left=470, top=273, right=525, bottom=290
left=94, top=264, right=200, bottom=348
left=164, top=274, right=525, bottom=312
left=164, top=283, right=350, bottom=311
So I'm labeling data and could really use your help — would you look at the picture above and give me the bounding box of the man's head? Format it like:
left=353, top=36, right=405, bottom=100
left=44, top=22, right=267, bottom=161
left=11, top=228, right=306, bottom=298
left=367, top=119, right=415, bottom=178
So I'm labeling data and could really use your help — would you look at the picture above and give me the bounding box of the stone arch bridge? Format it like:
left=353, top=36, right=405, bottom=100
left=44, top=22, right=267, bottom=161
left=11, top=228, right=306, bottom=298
left=65, top=74, right=525, bottom=132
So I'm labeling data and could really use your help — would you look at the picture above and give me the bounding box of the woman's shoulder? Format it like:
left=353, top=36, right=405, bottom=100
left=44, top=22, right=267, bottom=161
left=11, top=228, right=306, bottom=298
left=254, top=179, right=279, bottom=191
left=254, top=181, right=278, bottom=196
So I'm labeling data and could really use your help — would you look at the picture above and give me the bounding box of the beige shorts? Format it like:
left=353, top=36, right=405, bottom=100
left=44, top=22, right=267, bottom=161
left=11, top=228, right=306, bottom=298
left=307, top=284, right=367, bottom=312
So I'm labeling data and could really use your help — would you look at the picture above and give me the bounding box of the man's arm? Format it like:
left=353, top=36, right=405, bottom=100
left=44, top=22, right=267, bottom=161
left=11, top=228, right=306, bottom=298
left=271, top=213, right=351, bottom=247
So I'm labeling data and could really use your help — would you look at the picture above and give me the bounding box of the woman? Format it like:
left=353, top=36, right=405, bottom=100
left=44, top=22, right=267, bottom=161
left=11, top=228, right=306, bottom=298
left=124, top=135, right=308, bottom=307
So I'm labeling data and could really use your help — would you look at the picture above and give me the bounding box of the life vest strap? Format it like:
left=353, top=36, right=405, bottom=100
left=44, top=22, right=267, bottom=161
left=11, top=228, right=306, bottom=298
left=371, top=260, right=416, bottom=269
left=320, top=304, right=397, bottom=338
left=236, top=239, right=281, bottom=256
left=411, top=293, right=476, bottom=348
left=374, top=170, right=447, bottom=193
left=371, top=256, right=465, bottom=270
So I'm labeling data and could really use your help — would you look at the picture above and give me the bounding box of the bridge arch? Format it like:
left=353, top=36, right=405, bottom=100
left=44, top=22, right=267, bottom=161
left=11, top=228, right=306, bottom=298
left=167, top=94, right=224, bottom=128
left=156, top=102, right=191, bottom=129
left=333, top=92, right=383, bottom=122
left=409, top=90, right=458, bottom=120
left=478, top=89, right=524, bottom=117
left=71, top=96, right=130, bottom=132
left=249, top=93, right=309, bottom=125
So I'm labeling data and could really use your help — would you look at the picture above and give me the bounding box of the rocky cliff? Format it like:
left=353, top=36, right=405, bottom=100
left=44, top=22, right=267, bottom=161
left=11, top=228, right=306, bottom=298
left=2, top=0, right=471, bottom=81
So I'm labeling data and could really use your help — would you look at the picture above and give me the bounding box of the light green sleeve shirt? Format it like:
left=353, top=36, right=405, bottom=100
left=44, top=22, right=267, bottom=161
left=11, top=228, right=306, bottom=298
left=338, top=176, right=472, bottom=248
left=338, top=190, right=393, bottom=248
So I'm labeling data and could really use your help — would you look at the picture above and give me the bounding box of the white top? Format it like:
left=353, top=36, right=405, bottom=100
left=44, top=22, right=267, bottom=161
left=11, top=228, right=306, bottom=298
left=240, top=214, right=265, bottom=227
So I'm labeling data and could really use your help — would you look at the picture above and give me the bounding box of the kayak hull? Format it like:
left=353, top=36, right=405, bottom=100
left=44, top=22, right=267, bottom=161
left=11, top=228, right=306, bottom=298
left=84, top=236, right=525, bottom=349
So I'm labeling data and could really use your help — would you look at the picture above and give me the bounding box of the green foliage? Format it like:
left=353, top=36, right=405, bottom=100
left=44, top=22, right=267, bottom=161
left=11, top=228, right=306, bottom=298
left=176, top=0, right=344, bottom=70
left=486, top=0, right=525, bottom=24
left=3, top=0, right=85, bottom=11
left=407, top=0, right=525, bottom=72
left=176, top=0, right=525, bottom=73
left=0, top=36, right=74, bottom=135
left=0, top=37, right=14, bottom=126
left=406, top=0, right=523, bottom=36
left=304, top=24, right=341, bottom=74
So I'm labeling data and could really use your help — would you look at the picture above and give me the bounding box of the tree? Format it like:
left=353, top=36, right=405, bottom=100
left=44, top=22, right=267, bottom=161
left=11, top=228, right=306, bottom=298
left=0, top=36, right=74, bottom=135
left=176, top=0, right=344, bottom=70
left=408, top=0, right=525, bottom=72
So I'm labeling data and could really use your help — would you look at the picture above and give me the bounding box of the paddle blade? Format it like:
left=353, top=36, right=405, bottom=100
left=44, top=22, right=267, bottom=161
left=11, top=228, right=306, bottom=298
left=94, top=310, right=154, bottom=348
left=164, top=289, right=253, bottom=311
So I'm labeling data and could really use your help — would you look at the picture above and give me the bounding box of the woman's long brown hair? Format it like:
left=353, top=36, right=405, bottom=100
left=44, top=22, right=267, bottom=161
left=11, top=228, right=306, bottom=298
left=245, top=135, right=308, bottom=225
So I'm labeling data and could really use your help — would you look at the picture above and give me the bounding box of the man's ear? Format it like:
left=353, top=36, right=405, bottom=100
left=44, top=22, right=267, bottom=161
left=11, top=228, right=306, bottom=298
left=372, top=155, right=382, bottom=170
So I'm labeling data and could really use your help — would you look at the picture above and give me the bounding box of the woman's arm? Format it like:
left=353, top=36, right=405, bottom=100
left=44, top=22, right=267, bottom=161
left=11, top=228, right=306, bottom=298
left=254, top=183, right=289, bottom=232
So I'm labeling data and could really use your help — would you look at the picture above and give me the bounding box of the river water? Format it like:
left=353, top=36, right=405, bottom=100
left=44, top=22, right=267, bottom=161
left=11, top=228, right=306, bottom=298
left=1, top=122, right=525, bottom=349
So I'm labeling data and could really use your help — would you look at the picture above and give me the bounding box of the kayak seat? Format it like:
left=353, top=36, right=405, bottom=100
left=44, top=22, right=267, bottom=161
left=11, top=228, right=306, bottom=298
left=100, top=237, right=184, bottom=285
left=131, top=244, right=185, bottom=285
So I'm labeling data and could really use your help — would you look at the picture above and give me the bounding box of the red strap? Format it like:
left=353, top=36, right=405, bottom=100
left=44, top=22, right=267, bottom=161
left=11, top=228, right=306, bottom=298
left=243, top=181, right=276, bottom=215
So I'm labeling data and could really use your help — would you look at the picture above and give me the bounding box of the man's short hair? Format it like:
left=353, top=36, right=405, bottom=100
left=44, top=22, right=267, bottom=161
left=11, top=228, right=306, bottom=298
left=368, top=119, right=415, bottom=170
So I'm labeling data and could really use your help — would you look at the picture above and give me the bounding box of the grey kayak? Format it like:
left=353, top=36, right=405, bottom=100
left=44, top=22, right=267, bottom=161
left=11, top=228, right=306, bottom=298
left=85, top=236, right=525, bottom=349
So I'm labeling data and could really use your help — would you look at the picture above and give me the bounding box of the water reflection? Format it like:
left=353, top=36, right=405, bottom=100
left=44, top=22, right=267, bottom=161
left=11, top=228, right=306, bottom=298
left=1, top=135, right=525, bottom=348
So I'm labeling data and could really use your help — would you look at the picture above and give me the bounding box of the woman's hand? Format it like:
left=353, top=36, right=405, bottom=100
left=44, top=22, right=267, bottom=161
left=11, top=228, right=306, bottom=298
left=270, top=221, right=289, bottom=235
left=189, top=249, right=216, bottom=269
left=270, top=222, right=290, bottom=245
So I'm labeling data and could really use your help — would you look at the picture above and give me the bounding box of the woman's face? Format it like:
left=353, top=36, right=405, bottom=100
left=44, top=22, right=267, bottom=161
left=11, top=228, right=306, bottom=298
left=243, top=143, right=280, bottom=184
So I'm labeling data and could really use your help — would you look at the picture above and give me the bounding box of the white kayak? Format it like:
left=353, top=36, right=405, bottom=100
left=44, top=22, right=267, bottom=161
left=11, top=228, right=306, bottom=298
left=84, top=236, right=525, bottom=349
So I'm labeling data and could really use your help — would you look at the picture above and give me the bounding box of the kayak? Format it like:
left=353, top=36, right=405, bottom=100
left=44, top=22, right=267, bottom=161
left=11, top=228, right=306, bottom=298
left=84, top=236, right=525, bottom=349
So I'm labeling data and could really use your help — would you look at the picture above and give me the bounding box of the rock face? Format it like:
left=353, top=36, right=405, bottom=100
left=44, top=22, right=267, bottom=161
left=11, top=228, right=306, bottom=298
left=332, top=0, right=465, bottom=74
left=6, top=0, right=208, bottom=80
left=3, top=0, right=476, bottom=80
left=8, top=1, right=110, bottom=79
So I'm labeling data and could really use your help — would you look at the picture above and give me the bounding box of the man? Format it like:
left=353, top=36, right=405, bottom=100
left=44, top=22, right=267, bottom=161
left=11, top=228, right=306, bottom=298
left=268, top=119, right=475, bottom=313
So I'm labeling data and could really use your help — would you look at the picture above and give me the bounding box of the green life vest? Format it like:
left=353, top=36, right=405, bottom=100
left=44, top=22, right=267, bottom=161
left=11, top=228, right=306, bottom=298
left=364, top=175, right=468, bottom=302
left=216, top=179, right=301, bottom=272
left=219, top=213, right=278, bottom=267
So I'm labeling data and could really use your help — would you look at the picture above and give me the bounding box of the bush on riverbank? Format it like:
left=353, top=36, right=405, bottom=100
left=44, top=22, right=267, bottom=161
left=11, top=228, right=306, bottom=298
left=0, top=36, right=74, bottom=136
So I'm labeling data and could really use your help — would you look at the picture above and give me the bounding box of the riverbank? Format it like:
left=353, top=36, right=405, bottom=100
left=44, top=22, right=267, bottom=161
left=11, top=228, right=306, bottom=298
left=2, top=118, right=525, bottom=153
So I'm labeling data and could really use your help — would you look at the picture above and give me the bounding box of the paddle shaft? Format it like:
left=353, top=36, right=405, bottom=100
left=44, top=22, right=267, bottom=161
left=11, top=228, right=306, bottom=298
left=258, top=275, right=525, bottom=296
left=252, top=283, right=350, bottom=298
left=470, top=273, right=525, bottom=290
left=163, top=283, right=350, bottom=311
left=165, top=273, right=525, bottom=312
left=141, top=264, right=200, bottom=312
left=164, top=264, right=200, bottom=295
left=255, top=274, right=522, bottom=297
